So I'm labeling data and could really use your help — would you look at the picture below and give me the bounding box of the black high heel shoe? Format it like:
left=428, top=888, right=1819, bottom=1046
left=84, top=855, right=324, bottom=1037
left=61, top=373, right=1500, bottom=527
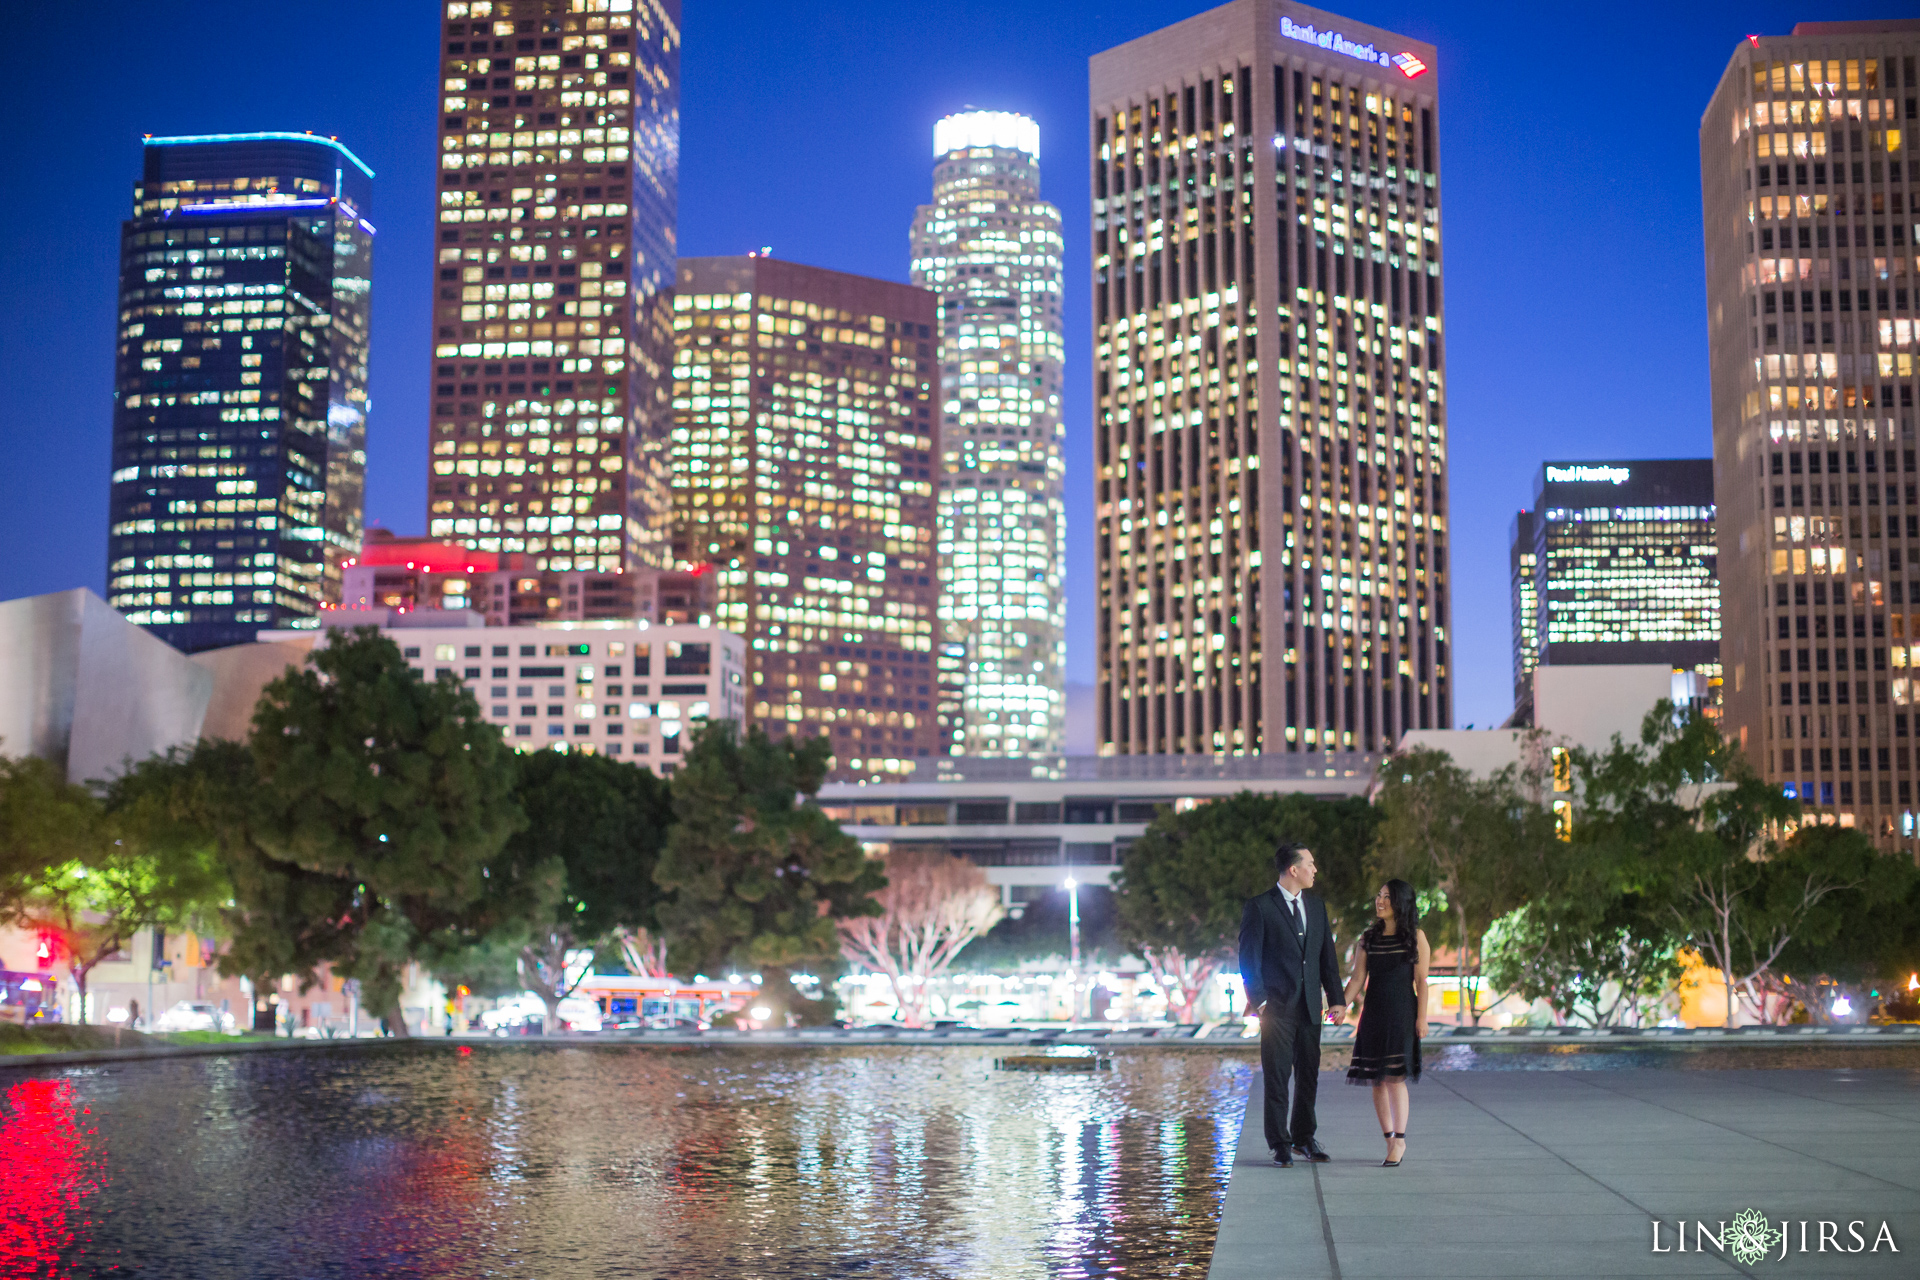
left=1382, top=1132, right=1405, bottom=1167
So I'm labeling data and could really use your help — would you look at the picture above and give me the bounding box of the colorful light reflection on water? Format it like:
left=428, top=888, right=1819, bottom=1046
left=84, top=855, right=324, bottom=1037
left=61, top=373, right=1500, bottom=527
left=0, top=1047, right=1256, bottom=1279
left=0, top=1078, right=105, bottom=1277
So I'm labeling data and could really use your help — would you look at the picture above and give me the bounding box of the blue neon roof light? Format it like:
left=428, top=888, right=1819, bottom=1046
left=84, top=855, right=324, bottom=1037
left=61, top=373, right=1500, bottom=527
left=144, top=132, right=374, bottom=178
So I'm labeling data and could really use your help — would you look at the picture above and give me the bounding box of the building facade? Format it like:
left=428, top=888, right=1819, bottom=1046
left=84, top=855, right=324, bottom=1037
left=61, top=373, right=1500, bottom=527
left=1509, top=460, right=1719, bottom=723
left=1702, top=24, right=1920, bottom=834
left=671, top=256, right=942, bottom=780
left=265, top=611, right=744, bottom=773
left=339, top=530, right=713, bottom=625
left=427, top=0, right=680, bottom=578
left=817, top=752, right=1376, bottom=910
left=108, top=134, right=373, bottom=652
left=910, top=111, right=1068, bottom=757
left=1509, top=508, right=1539, bottom=712
left=1091, top=0, right=1449, bottom=759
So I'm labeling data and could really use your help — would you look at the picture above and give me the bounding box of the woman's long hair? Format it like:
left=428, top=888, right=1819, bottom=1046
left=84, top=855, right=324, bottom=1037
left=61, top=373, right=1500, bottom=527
left=1364, top=879, right=1419, bottom=945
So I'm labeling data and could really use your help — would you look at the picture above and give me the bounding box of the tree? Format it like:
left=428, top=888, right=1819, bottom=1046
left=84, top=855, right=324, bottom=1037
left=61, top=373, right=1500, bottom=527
left=653, top=725, right=884, bottom=1026
left=837, top=849, right=1002, bottom=1026
left=435, top=749, right=673, bottom=1033
left=1371, top=748, right=1561, bottom=1025
left=1112, top=792, right=1375, bottom=1024
left=223, top=628, right=525, bottom=1036
left=1573, top=704, right=1862, bottom=1027
left=0, top=754, right=97, bottom=920
left=1482, top=896, right=1685, bottom=1027
left=611, top=927, right=672, bottom=978
left=1742, top=824, right=1918, bottom=1023
left=2, top=751, right=227, bottom=1023
left=427, top=933, right=525, bottom=1001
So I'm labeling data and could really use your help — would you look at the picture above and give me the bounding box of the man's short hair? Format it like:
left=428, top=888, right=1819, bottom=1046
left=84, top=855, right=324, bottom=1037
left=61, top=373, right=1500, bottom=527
left=1275, top=842, right=1310, bottom=876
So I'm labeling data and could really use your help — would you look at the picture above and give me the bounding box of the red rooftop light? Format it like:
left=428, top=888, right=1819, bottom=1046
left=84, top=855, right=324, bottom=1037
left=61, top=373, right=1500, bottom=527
left=358, top=538, right=498, bottom=573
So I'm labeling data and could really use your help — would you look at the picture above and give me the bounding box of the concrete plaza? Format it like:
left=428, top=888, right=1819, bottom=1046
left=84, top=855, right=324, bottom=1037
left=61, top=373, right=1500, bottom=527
left=1207, top=1065, right=1919, bottom=1278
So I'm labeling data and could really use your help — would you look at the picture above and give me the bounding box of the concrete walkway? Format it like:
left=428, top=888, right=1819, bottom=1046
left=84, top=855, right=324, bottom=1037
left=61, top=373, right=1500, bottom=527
left=1207, top=1066, right=1920, bottom=1278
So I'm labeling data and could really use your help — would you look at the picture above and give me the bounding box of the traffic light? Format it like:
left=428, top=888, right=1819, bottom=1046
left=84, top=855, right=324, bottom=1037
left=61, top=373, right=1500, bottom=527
left=1551, top=747, right=1572, bottom=793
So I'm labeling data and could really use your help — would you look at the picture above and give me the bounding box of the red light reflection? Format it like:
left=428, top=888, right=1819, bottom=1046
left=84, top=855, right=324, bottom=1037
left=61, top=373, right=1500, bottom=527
left=0, top=1078, right=104, bottom=1275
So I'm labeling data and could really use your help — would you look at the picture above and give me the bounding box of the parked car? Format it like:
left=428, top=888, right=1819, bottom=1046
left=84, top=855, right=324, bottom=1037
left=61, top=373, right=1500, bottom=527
left=478, top=995, right=603, bottom=1034
left=155, top=1001, right=235, bottom=1033
left=491, top=1013, right=546, bottom=1037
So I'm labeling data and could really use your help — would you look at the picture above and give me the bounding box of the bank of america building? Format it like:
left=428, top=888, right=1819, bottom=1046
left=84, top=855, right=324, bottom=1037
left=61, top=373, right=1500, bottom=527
left=1091, top=0, right=1449, bottom=759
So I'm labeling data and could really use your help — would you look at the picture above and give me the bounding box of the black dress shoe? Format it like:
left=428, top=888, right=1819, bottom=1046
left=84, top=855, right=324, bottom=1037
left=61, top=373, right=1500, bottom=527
left=1271, top=1149, right=1294, bottom=1167
left=1292, top=1139, right=1331, bottom=1163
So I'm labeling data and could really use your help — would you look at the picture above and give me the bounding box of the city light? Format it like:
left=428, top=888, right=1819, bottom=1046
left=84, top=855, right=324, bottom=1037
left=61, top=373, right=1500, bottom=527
left=932, top=111, right=1039, bottom=159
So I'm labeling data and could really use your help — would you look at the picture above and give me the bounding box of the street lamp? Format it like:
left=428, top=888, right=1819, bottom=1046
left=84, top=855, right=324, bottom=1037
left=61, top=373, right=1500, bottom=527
left=1063, top=875, right=1081, bottom=1022
left=1062, top=875, right=1081, bottom=970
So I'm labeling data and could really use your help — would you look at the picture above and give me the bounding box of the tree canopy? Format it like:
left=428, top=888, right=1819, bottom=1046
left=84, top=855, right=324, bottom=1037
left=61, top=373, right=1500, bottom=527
left=1111, top=792, right=1378, bottom=1021
left=221, top=628, right=525, bottom=1034
left=0, top=749, right=228, bottom=1021
left=1371, top=746, right=1561, bottom=1024
left=652, top=725, right=883, bottom=1025
left=837, top=849, right=1001, bottom=1026
left=434, top=747, right=673, bottom=1030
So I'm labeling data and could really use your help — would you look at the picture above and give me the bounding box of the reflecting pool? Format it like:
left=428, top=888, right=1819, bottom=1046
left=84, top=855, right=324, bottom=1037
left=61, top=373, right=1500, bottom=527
left=0, top=1046, right=1256, bottom=1280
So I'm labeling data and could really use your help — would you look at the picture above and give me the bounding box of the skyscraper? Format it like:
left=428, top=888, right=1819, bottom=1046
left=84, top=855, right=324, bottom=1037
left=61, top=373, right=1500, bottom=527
left=910, top=111, right=1067, bottom=757
left=1508, top=460, right=1720, bottom=725
left=108, top=133, right=373, bottom=652
left=671, top=256, right=942, bottom=780
left=1091, top=0, right=1448, bottom=757
left=1702, top=24, right=1920, bottom=834
left=426, top=0, right=679, bottom=579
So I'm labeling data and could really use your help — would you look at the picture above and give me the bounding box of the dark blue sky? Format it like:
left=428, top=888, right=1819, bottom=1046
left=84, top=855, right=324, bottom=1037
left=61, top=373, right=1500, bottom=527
left=2, top=1, right=1906, bottom=727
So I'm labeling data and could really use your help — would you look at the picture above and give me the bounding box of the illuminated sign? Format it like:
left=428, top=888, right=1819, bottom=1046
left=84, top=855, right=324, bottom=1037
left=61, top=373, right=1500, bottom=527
left=1546, top=465, right=1632, bottom=485
left=1280, top=15, right=1430, bottom=78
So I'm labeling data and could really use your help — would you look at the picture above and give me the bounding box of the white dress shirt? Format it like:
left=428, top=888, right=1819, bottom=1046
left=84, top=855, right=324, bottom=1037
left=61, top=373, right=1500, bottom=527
left=1276, top=883, right=1305, bottom=933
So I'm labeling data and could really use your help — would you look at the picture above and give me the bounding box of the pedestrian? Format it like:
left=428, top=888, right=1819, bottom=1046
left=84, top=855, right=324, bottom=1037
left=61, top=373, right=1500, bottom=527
left=128, top=997, right=142, bottom=1030
left=1343, top=879, right=1430, bottom=1167
left=1237, top=842, right=1346, bottom=1167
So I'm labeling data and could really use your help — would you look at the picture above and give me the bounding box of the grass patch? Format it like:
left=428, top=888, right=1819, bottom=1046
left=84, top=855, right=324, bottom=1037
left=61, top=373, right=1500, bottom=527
left=156, top=1030, right=244, bottom=1045
left=0, top=1023, right=159, bottom=1054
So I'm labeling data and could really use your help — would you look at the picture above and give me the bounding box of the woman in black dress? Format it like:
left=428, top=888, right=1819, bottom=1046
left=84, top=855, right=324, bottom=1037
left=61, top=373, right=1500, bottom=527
left=1342, top=879, right=1429, bottom=1167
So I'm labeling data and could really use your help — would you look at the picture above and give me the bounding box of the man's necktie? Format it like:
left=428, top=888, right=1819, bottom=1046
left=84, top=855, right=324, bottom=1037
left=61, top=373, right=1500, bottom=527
left=1289, top=896, right=1304, bottom=939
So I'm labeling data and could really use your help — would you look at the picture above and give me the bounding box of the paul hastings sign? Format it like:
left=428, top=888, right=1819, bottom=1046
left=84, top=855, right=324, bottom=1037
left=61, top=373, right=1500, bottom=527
left=1652, top=1209, right=1898, bottom=1264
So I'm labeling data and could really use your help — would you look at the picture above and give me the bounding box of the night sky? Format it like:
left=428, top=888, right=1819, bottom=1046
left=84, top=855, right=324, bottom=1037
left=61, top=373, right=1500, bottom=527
left=2, top=1, right=1910, bottom=730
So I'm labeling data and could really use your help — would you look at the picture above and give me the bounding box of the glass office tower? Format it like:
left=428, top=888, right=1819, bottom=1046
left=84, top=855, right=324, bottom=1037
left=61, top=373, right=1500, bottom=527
left=108, top=133, right=373, bottom=652
left=427, top=0, right=680, bottom=578
left=672, top=256, right=942, bottom=781
left=910, top=111, right=1067, bottom=757
left=1702, top=22, right=1920, bottom=836
left=1509, top=460, right=1720, bottom=725
left=1092, top=0, right=1448, bottom=756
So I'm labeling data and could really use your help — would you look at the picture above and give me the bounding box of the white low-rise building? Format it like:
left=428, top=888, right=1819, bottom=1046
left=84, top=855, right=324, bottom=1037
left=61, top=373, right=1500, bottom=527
left=1400, top=664, right=1709, bottom=779
left=818, top=753, right=1380, bottom=911
left=266, top=610, right=746, bottom=774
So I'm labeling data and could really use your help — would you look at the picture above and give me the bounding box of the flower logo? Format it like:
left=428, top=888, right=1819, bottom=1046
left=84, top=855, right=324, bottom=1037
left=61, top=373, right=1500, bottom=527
left=1728, top=1208, right=1784, bottom=1266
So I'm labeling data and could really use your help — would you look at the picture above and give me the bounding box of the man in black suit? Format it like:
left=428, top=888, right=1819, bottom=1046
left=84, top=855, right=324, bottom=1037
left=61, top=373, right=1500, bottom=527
left=1238, top=842, right=1345, bottom=1166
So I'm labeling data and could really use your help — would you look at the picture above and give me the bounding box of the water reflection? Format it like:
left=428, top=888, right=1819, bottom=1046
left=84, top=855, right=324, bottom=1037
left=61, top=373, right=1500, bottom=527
left=0, top=1078, right=105, bottom=1278
left=3, top=1047, right=1254, bottom=1280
